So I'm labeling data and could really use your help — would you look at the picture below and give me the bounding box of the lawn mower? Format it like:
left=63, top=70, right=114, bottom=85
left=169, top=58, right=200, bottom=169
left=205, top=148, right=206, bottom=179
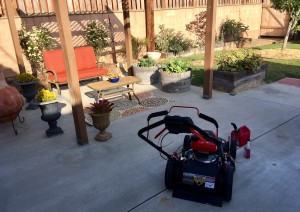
left=137, top=106, right=236, bottom=207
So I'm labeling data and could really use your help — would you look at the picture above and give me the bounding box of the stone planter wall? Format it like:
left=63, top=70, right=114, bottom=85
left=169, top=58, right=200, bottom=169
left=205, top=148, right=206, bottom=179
left=132, top=65, right=160, bottom=85
left=160, top=69, right=192, bottom=93
left=213, top=63, right=267, bottom=93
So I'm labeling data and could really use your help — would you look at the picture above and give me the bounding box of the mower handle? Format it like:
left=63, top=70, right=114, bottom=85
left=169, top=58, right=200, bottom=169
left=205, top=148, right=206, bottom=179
left=199, top=113, right=219, bottom=129
left=147, top=110, right=168, bottom=122
left=138, top=116, right=224, bottom=160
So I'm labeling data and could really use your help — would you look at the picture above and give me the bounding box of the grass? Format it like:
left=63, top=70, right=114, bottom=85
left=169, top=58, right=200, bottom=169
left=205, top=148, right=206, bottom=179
left=164, top=41, right=300, bottom=87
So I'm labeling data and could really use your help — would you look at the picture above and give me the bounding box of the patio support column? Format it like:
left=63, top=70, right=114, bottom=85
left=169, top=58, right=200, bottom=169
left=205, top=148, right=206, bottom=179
left=4, top=0, right=26, bottom=74
left=145, top=0, right=155, bottom=51
left=121, top=0, right=133, bottom=76
left=203, top=0, right=217, bottom=99
left=52, top=0, right=89, bottom=145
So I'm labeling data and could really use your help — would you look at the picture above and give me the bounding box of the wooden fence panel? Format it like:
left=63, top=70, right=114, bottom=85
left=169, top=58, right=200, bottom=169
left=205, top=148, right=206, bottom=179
left=0, top=0, right=264, bottom=16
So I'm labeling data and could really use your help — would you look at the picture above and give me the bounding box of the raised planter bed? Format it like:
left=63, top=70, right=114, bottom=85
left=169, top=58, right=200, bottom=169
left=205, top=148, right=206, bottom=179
left=213, top=63, right=267, bottom=93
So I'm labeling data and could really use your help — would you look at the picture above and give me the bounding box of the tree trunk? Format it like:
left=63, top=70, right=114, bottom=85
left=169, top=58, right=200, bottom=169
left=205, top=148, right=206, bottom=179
left=282, top=19, right=293, bottom=51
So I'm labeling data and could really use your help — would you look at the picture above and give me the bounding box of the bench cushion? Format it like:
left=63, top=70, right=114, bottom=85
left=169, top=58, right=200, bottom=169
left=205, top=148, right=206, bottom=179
left=48, top=67, right=108, bottom=83
left=74, top=46, right=97, bottom=71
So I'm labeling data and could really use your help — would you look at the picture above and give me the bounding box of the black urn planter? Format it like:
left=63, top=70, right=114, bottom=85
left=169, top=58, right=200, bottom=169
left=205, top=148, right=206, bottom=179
left=34, top=98, right=63, bottom=137
left=213, top=63, right=267, bottom=93
left=15, top=80, right=39, bottom=110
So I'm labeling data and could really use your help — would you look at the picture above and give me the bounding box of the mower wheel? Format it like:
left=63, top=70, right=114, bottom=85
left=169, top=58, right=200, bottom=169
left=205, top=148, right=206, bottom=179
left=165, top=160, right=181, bottom=189
left=223, top=165, right=234, bottom=201
left=230, top=140, right=237, bottom=159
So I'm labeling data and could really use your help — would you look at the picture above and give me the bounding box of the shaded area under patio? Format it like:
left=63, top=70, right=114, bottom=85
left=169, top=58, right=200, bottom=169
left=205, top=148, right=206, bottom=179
left=0, top=79, right=300, bottom=211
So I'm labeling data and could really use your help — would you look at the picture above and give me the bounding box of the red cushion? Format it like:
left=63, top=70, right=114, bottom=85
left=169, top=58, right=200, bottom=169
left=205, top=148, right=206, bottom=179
left=43, top=49, right=65, bottom=74
left=48, top=67, right=108, bottom=83
left=74, top=46, right=97, bottom=71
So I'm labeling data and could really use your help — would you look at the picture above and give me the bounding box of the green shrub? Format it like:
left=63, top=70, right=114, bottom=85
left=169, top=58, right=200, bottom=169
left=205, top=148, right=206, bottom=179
left=155, top=25, right=193, bottom=55
left=220, top=19, right=249, bottom=42
left=132, top=36, right=149, bottom=59
left=16, top=73, right=37, bottom=83
left=163, top=59, right=190, bottom=74
left=138, top=58, right=156, bottom=67
left=216, top=50, right=262, bottom=73
left=18, top=24, right=56, bottom=66
left=84, top=20, right=110, bottom=62
left=35, top=89, right=57, bottom=102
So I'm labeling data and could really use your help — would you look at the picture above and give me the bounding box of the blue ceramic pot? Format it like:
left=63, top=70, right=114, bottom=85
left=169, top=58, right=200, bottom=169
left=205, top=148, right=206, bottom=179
left=109, top=78, right=120, bottom=83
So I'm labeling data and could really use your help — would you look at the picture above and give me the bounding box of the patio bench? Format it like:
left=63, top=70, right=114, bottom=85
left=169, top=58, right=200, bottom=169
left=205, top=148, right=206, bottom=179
left=43, top=46, right=108, bottom=94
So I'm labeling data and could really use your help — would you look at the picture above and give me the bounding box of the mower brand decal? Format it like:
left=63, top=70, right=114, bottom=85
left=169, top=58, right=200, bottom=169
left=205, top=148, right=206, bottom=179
left=182, top=172, right=214, bottom=187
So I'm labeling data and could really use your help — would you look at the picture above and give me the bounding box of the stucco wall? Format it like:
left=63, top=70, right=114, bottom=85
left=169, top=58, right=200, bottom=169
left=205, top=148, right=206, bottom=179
left=0, top=4, right=263, bottom=77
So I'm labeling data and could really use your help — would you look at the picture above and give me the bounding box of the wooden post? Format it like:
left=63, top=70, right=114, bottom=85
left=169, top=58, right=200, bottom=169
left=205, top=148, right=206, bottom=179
left=4, top=0, right=26, bottom=74
left=121, top=0, right=133, bottom=76
left=52, top=0, right=89, bottom=145
left=145, top=0, right=155, bottom=51
left=203, top=0, right=217, bottom=99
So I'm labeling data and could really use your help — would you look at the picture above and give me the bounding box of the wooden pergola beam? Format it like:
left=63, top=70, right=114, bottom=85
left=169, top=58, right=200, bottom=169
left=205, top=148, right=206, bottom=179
left=4, top=0, right=26, bottom=74
left=121, top=0, right=133, bottom=76
left=145, top=0, right=155, bottom=51
left=203, top=0, right=217, bottom=99
left=52, top=0, right=89, bottom=145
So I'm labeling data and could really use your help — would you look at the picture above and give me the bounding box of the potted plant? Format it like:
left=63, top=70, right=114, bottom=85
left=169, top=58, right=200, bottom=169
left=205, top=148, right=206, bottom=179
left=133, top=58, right=160, bottom=85
left=107, top=71, right=120, bottom=83
left=160, top=59, right=192, bottom=93
left=34, top=89, right=63, bottom=137
left=213, top=50, right=267, bottom=93
left=88, top=99, right=114, bottom=141
left=14, top=73, right=39, bottom=110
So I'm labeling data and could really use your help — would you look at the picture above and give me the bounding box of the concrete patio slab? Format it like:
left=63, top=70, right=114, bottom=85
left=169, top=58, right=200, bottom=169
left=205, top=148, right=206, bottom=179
left=0, top=80, right=299, bottom=212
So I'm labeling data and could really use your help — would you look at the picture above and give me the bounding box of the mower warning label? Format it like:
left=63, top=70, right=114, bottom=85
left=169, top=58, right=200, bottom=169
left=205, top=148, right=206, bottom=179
left=182, top=172, right=215, bottom=189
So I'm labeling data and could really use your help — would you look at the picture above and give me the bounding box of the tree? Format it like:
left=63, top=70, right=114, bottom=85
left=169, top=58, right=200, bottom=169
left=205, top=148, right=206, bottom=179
left=271, top=0, right=300, bottom=50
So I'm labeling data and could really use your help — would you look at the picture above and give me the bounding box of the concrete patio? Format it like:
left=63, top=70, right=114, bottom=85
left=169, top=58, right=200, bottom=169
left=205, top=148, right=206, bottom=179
left=1, top=79, right=300, bottom=212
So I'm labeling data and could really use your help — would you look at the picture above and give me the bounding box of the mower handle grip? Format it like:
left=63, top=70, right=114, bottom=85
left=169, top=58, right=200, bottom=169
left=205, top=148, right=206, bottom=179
left=199, top=113, right=219, bottom=129
left=147, top=110, right=169, bottom=122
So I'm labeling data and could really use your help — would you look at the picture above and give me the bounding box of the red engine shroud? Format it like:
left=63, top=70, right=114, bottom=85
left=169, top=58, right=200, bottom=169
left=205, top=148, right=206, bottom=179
left=189, top=128, right=217, bottom=153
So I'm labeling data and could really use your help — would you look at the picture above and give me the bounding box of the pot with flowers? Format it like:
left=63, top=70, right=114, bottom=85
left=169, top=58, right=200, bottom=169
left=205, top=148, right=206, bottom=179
left=160, top=59, right=192, bottom=93
left=88, top=99, right=114, bottom=141
left=133, top=58, right=160, bottom=85
left=107, top=71, right=120, bottom=83
left=214, top=50, right=267, bottom=93
left=34, top=89, right=63, bottom=137
left=14, top=73, right=39, bottom=110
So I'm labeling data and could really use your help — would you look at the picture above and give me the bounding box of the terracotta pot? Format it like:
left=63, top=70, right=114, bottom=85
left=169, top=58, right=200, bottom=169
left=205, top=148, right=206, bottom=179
left=0, top=71, right=24, bottom=124
left=90, top=112, right=112, bottom=141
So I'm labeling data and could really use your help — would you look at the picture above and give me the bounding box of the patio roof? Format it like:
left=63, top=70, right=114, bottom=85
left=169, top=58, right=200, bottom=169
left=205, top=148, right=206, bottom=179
left=1, top=80, right=300, bottom=210
left=3, top=0, right=217, bottom=144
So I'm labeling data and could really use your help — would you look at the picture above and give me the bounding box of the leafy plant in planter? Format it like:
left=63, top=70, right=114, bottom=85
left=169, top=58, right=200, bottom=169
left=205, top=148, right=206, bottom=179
left=34, top=89, right=63, bottom=137
left=133, top=58, right=160, bottom=85
left=214, top=50, right=267, bottom=93
left=216, top=50, right=262, bottom=73
left=15, top=73, right=39, bottom=110
left=219, top=19, right=249, bottom=43
left=88, top=100, right=115, bottom=141
left=160, top=59, right=192, bottom=93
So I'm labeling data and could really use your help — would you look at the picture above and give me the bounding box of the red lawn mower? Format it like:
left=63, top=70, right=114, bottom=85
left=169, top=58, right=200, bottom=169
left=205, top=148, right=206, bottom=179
left=138, top=106, right=236, bottom=207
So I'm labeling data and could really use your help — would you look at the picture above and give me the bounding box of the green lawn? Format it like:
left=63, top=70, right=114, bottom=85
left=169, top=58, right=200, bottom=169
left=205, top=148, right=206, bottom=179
left=169, top=42, right=300, bottom=87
